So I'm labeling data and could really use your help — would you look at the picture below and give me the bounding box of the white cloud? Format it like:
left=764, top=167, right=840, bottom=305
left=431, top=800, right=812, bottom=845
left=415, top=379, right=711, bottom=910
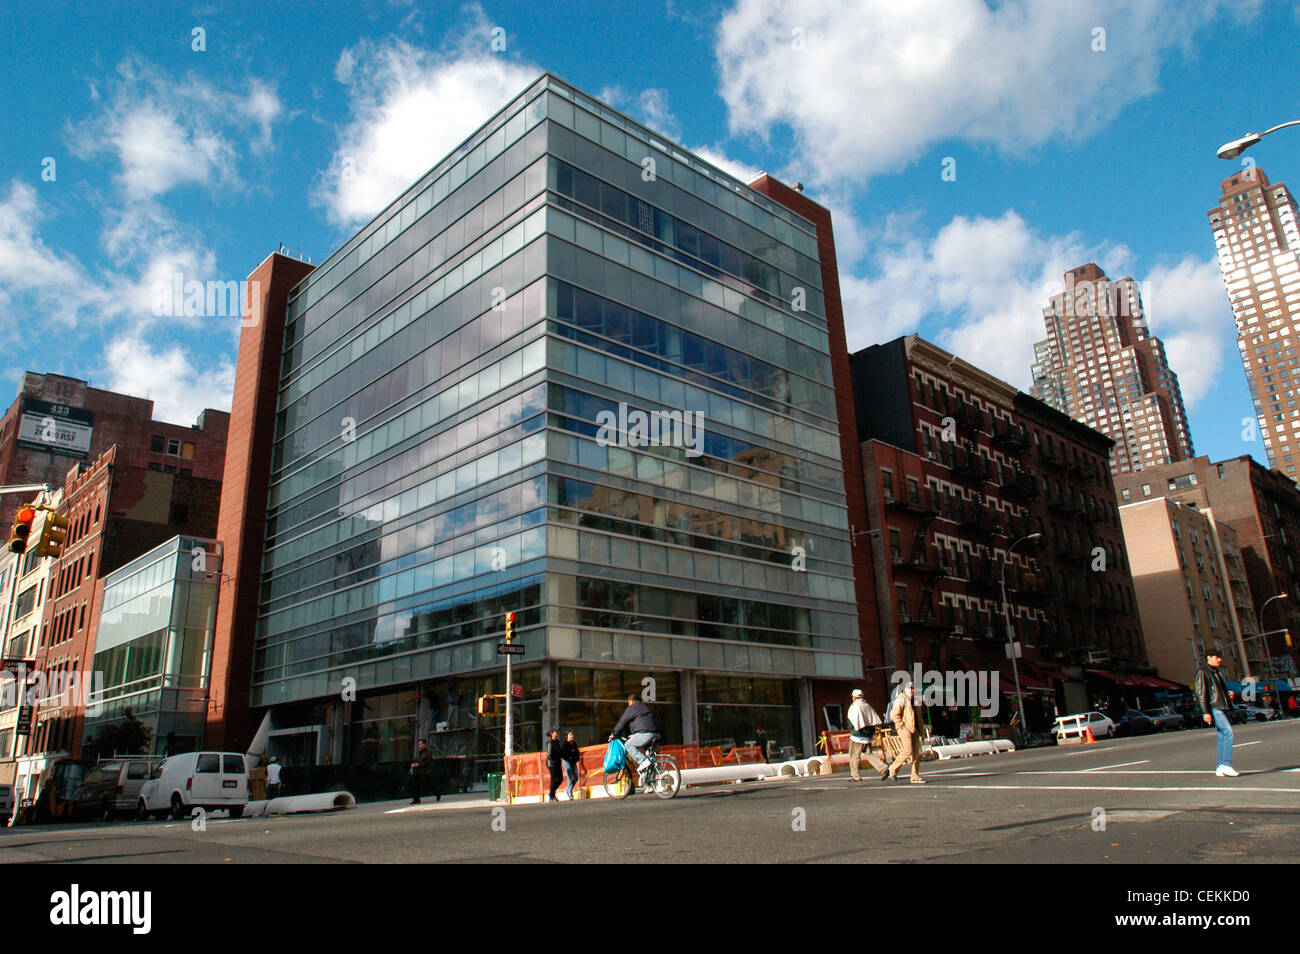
left=71, top=57, right=283, bottom=200
left=104, top=333, right=236, bottom=426
left=692, top=144, right=761, bottom=185
left=716, top=0, right=1257, bottom=186
left=846, top=210, right=1130, bottom=385
left=317, top=24, right=540, bottom=228
left=1139, top=257, right=1233, bottom=407
left=0, top=181, right=109, bottom=327
left=845, top=209, right=1232, bottom=407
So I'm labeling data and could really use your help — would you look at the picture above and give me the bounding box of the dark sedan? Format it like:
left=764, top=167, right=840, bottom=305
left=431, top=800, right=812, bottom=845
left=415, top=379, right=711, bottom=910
left=1115, top=710, right=1158, bottom=736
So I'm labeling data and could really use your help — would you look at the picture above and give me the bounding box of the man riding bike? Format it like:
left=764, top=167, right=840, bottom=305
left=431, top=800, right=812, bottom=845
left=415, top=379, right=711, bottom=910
left=610, top=693, right=660, bottom=782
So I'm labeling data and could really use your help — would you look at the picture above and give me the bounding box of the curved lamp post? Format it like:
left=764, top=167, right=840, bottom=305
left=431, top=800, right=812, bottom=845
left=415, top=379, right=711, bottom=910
left=1217, top=120, right=1300, bottom=159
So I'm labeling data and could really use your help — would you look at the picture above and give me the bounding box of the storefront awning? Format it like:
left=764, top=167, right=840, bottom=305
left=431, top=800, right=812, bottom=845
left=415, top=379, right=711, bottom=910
left=994, top=664, right=1055, bottom=694
left=1139, top=676, right=1187, bottom=691
left=1028, top=665, right=1083, bottom=683
left=949, top=657, right=1055, bottom=694
left=1086, top=669, right=1146, bottom=687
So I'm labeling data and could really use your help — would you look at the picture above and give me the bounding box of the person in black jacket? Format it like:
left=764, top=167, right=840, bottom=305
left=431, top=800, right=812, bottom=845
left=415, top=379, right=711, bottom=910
left=1194, top=649, right=1238, bottom=777
left=561, top=731, right=581, bottom=800
left=545, top=728, right=564, bottom=802
left=610, top=694, right=661, bottom=779
left=410, top=739, right=433, bottom=804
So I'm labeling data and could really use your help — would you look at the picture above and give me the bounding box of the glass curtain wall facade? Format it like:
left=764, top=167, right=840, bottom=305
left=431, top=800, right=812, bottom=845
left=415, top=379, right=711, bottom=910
left=255, top=74, right=858, bottom=766
left=86, top=536, right=221, bottom=755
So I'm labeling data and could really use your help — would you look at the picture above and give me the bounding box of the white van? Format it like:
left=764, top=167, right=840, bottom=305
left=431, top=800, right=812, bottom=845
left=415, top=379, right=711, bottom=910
left=137, top=752, right=249, bottom=820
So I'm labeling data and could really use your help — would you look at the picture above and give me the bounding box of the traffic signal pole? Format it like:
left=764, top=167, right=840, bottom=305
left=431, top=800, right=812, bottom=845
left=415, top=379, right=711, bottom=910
left=504, top=640, right=513, bottom=760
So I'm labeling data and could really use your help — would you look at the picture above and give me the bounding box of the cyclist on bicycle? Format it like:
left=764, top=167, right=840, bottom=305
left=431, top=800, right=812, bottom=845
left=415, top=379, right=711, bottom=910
left=610, top=693, right=660, bottom=781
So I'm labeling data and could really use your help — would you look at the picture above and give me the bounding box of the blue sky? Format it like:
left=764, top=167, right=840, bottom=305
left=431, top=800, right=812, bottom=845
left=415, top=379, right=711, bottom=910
left=1, top=0, right=1298, bottom=471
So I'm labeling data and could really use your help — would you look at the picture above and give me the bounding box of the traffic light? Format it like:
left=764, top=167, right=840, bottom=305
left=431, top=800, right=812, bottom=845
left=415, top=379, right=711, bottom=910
left=504, top=611, right=516, bottom=642
left=1286, top=629, right=1293, bottom=648
left=477, top=695, right=501, bottom=717
left=7, top=505, right=36, bottom=554
left=32, top=512, right=69, bottom=559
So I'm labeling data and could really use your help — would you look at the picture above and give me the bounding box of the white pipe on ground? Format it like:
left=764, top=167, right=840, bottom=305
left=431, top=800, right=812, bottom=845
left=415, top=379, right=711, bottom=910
left=679, top=763, right=781, bottom=787
left=247, top=791, right=357, bottom=815
left=929, top=740, right=1015, bottom=760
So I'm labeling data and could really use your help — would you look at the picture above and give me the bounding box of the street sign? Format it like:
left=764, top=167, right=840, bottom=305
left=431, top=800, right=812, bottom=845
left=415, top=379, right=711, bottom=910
left=497, top=643, right=524, bottom=656
left=511, top=684, right=523, bottom=699
left=1005, top=642, right=1022, bottom=659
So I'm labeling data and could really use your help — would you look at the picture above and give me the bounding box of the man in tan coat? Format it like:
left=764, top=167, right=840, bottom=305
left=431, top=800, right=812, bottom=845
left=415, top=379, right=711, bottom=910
left=888, top=682, right=927, bottom=784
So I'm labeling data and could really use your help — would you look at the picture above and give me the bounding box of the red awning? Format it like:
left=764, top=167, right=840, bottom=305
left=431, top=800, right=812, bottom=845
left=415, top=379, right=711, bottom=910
left=1028, top=664, right=1083, bottom=683
left=951, top=657, right=1055, bottom=694
left=1140, top=676, right=1187, bottom=691
left=1087, top=669, right=1145, bottom=687
left=995, top=664, right=1055, bottom=694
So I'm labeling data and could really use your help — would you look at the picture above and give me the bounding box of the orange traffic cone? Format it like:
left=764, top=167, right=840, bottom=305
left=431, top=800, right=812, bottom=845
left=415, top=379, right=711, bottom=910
left=1083, top=727, right=1097, bottom=744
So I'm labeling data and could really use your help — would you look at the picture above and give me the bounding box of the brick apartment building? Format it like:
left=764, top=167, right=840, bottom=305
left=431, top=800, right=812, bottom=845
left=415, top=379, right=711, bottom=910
left=0, top=372, right=228, bottom=525
left=1207, top=169, right=1300, bottom=477
left=1120, top=496, right=1255, bottom=685
left=1115, top=455, right=1300, bottom=681
left=851, top=335, right=1162, bottom=733
left=7, top=438, right=225, bottom=773
left=1030, top=264, right=1194, bottom=474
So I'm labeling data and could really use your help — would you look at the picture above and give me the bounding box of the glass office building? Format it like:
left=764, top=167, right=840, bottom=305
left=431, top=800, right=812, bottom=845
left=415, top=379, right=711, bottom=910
left=254, top=74, right=859, bottom=767
left=85, top=536, right=222, bottom=755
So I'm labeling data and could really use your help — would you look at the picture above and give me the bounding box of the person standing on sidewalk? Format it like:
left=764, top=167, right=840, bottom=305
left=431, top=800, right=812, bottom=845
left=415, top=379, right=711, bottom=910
left=561, top=731, right=581, bottom=800
left=847, top=688, right=888, bottom=782
left=546, top=728, right=565, bottom=802
left=410, top=740, right=433, bottom=804
left=1195, top=649, right=1239, bottom=777
left=888, top=683, right=926, bottom=784
left=266, top=757, right=283, bottom=799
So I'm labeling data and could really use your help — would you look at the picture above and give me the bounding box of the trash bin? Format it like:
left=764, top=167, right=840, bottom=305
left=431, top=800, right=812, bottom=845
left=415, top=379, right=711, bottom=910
left=488, top=772, right=504, bottom=802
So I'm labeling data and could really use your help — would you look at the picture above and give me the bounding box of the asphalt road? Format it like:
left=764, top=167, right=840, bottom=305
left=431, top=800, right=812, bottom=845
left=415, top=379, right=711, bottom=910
left=5, top=719, right=1298, bottom=864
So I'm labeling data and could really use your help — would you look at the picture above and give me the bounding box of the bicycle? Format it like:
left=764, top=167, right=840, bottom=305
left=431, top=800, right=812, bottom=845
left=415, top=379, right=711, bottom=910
left=602, top=738, right=681, bottom=800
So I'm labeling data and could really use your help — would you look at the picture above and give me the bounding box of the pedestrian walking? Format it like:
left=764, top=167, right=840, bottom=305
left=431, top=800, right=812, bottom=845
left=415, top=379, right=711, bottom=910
left=249, top=758, right=268, bottom=801
left=410, top=739, right=433, bottom=804
left=561, top=731, right=581, bottom=800
left=846, top=688, right=888, bottom=782
left=887, top=683, right=926, bottom=784
left=266, top=757, right=283, bottom=798
left=1195, top=649, right=1239, bottom=777
left=546, top=728, right=564, bottom=802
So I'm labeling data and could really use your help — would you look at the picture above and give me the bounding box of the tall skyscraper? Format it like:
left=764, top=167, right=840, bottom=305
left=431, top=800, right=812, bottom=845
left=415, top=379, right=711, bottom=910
left=210, top=74, right=865, bottom=764
left=1207, top=168, right=1300, bottom=477
left=1030, top=263, right=1194, bottom=474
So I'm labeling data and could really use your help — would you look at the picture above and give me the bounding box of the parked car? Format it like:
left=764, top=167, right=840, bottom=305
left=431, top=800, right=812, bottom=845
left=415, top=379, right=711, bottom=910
left=137, top=752, right=249, bottom=821
left=1225, top=706, right=1250, bottom=725
left=72, top=757, right=164, bottom=822
left=1146, top=706, right=1185, bottom=731
left=1115, top=710, right=1157, bottom=736
left=0, top=784, right=11, bottom=825
left=1174, top=702, right=1210, bottom=727
left=1240, top=704, right=1276, bottom=722
left=1053, top=711, right=1116, bottom=742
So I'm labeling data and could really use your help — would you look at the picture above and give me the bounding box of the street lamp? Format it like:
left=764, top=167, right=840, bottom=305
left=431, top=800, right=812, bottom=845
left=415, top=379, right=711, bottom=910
left=1217, top=120, right=1300, bottom=159
left=1000, top=532, right=1042, bottom=736
left=1251, top=592, right=1290, bottom=677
